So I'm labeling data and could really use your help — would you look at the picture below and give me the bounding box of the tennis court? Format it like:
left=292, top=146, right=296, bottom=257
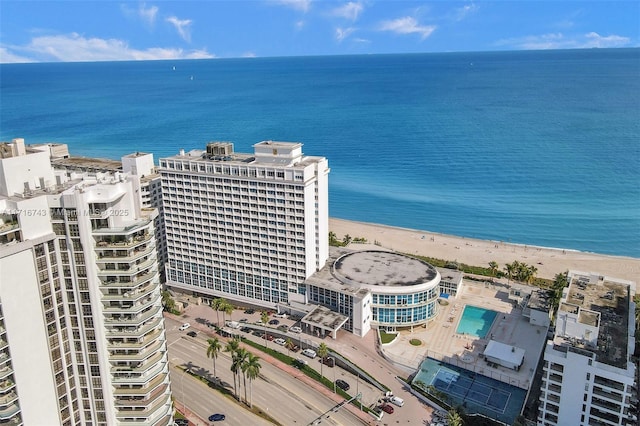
left=432, top=369, right=511, bottom=413
left=413, top=358, right=526, bottom=425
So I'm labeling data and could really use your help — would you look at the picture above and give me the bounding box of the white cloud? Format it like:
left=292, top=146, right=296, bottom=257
left=0, top=47, right=35, bottom=63
left=332, top=2, right=364, bottom=21
left=583, top=32, right=630, bottom=48
left=273, top=0, right=311, bottom=13
left=453, top=3, right=478, bottom=21
left=496, top=32, right=631, bottom=50
left=166, top=16, right=192, bottom=42
left=335, top=27, right=356, bottom=43
left=0, top=33, right=214, bottom=63
left=138, top=2, right=159, bottom=26
left=379, top=17, right=436, bottom=40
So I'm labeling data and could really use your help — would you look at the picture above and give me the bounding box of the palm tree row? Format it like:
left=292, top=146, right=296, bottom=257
left=502, top=260, right=538, bottom=285
left=211, top=297, right=234, bottom=326
left=207, top=336, right=262, bottom=407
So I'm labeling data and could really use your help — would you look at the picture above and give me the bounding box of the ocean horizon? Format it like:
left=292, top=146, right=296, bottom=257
left=1, top=48, right=639, bottom=257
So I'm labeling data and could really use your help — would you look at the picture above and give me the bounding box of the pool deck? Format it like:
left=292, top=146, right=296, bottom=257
left=381, top=278, right=549, bottom=390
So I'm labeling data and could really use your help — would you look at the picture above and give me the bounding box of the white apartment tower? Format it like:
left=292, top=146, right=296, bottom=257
left=160, top=141, right=329, bottom=307
left=0, top=139, right=172, bottom=425
left=538, top=271, right=637, bottom=426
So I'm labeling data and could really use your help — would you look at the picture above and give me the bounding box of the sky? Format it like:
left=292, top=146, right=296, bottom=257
left=0, top=1, right=638, bottom=63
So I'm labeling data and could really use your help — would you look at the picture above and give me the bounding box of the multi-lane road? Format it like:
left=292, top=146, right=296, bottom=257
left=166, top=317, right=374, bottom=425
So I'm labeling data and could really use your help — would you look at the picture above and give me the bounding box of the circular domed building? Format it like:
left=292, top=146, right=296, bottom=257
left=302, top=248, right=442, bottom=337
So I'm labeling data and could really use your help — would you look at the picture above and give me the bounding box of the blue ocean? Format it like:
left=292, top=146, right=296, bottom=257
left=1, top=49, right=639, bottom=257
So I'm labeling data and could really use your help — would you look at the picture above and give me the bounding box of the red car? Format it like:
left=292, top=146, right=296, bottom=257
left=380, top=404, right=394, bottom=414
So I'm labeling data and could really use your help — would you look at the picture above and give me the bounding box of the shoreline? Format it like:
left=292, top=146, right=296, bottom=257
left=329, top=217, right=640, bottom=283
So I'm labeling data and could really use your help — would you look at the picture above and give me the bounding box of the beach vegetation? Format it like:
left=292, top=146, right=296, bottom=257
left=329, top=232, right=366, bottom=247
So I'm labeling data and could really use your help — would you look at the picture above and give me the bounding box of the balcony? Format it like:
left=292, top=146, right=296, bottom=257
left=0, top=367, right=12, bottom=381
left=113, top=372, right=168, bottom=396
left=0, top=391, right=18, bottom=407
left=105, top=317, right=163, bottom=338
left=115, top=382, right=169, bottom=408
left=111, top=352, right=164, bottom=376
left=109, top=339, right=164, bottom=362
left=115, top=391, right=171, bottom=420
left=102, top=283, right=157, bottom=303
left=0, top=400, right=20, bottom=421
left=112, top=360, right=166, bottom=385
left=94, top=232, right=152, bottom=249
left=104, top=296, right=160, bottom=316
left=104, top=305, right=162, bottom=326
left=108, top=329, right=163, bottom=351
left=96, top=243, right=156, bottom=262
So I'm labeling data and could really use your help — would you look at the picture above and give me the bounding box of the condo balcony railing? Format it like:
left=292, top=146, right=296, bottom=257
left=102, top=283, right=157, bottom=303
left=0, top=400, right=20, bottom=421
left=96, top=243, right=156, bottom=261
left=107, top=328, right=163, bottom=350
left=112, top=372, right=167, bottom=396
left=0, top=367, right=12, bottom=381
left=100, top=270, right=159, bottom=289
left=112, top=360, right=166, bottom=385
left=115, top=391, right=171, bottom=420
left=104, top=305, right=162, bottom=326
left=109, top=339, right=164, bottom=362
left=0, top=391, right=18, bottom=406
left=94, top=232, right=152, bottom=248
left=105, top=317, right=163, bottom=338
left=111, top=352, right=164, bottom=376
left=115, top=382, right=169, bottom=408
left=103, top=296, right=159, bottom=316
left=0, top=380, right=15, bottom=392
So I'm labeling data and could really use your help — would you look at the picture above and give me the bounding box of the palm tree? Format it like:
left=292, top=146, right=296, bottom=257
left=527, top=265, right=538, bottom=284
left=211, top=298, right=226, bottom=326
left=447, top=409, right=464, bottom=426
left=233, top=348, right=249, bottom=403
left=260, top=311, right=269, bottom=347
left=243, top=353, right=262, bottom=408
left=224, top=337, right=240, bottom=397
left=488, top=261, right=499, bottom=277
left=222, top=301, right=234, bottom=326
left=206, top=338, right=222, bottom=381
left=504, top=262, right=516, bottom=285
left=317, top=343, right=329, bottom=378
left=285, top=338, right=294, bottom=357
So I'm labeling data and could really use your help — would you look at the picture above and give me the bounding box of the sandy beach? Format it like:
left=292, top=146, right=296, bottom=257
left=329, top=218, right=640, bottom=283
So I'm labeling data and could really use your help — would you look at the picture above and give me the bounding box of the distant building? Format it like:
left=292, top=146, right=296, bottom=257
left=0, top=138, right=172, bottom=425
left=538, top=271, right=637, bottom=426
left=159, top=141, right=329, bottom=307
left=436, top=267, right=463, bottom=297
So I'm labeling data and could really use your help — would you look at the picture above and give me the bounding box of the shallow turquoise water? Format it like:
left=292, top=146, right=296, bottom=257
left=456, top=305, right=498, bottom=338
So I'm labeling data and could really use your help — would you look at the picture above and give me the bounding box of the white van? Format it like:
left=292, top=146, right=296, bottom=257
left=302, top=348, right=317, bottom=358
left=389, top=396, right=404, bottom=407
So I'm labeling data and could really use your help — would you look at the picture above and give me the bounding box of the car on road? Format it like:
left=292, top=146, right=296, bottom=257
left=178, top=323, right=190, bottom=331
left=302, top=348, right=316, bottom=358
left=380, top=403, right=394, bottom=414
left=335, top=379, right=350, bottom=391
left=268, top=319, right=279, bottom=325
left=186, top=331, right=197, bottom=337
left=274, top=338, right=286, bottom=346
left=289, top=326, right=302, bottom=333
left=208, top=413, right=225, bottom=422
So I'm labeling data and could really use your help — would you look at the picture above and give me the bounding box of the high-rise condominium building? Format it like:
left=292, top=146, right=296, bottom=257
left=538, top=271, right=637, bottom=426
left=0, top=139, right=172, bottom=425
left=160, top=141, right=329, bottom=307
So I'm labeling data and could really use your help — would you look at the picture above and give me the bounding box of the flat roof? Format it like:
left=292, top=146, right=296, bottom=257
left=557, top=272, right=632, bottom=368
left=301, top=305, right=349, bottom=332
left=332, top=250, right=438, bottom=288
left=52, top=156, right=122, bottom=173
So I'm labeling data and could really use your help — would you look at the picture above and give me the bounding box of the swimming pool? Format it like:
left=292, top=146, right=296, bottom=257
left=456, top=305, right=498, bottom=338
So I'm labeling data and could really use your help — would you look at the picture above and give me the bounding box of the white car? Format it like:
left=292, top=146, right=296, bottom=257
left=178, top=323, right=190, bottom=331
left=289, top=326, right=302, bottom=333
left=274, top=313, right=288, bottom=318
left=274, top=338, right=286, bottom=346
left=302, top=348, right=317, bottom=358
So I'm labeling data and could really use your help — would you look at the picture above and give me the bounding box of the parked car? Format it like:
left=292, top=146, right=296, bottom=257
left=239, top=318, right=248, bottom=323
left=274, top=338, right=286, bottom=346
left=208, top=413, right=225, bottom=422
left=389, top=396, right=404, bottom=407
left=320, top=356, right=335, bottom=367
left=302, top=348, right=316, bottom=358
left=289, top=326, right=302, bottom=333
left=186, top=331, right=197, bottom=337
left=268, top=319, right=279, bottom=325
left=174, top=419, right=189, bottom=426
left=274, top=313, right=288, bottom=318
left=380, top=404, right=394, bottom=414
left=178, top=323, right=190, bottom=331
left=244, top=309, right=255, bottom=314
left=291, top=345, right=300, bottom=352
left=262, top=334, right=274, bottom=341
left=335, top=379, right=350, bottom=391
left=240, top=327, right=251, bottom=333
left=277, top=325, right=289, bottom=332
left=294, top=358, right=308, bottom=367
